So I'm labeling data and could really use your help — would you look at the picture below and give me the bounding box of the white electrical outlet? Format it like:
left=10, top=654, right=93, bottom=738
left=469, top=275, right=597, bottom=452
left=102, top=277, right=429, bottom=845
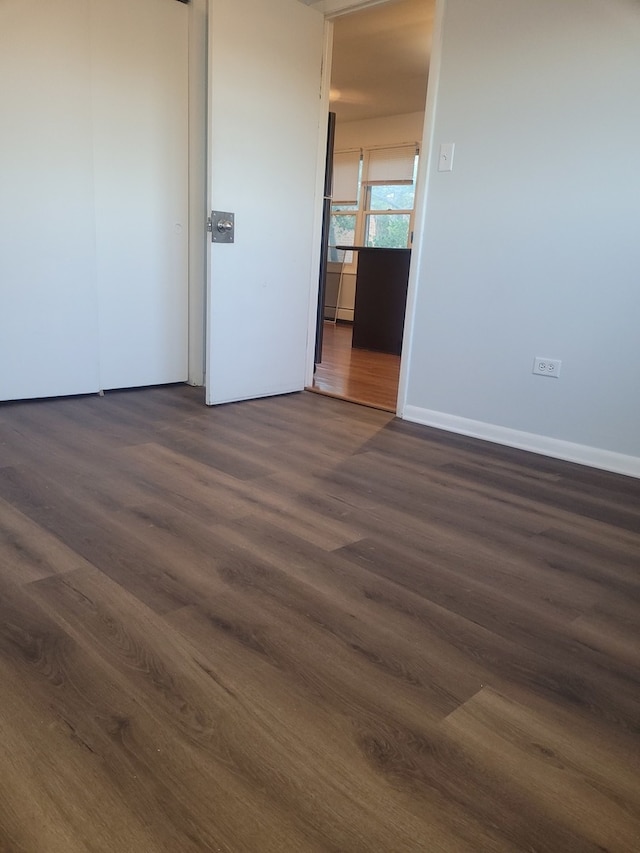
left=533, top=357, right=561, bottom=378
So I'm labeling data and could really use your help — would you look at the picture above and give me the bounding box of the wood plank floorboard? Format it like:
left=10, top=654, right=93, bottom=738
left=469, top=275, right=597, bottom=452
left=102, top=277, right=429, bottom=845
left=0, top=385, right=639, bottom=852
left=310, top=322, right=400, bottom=411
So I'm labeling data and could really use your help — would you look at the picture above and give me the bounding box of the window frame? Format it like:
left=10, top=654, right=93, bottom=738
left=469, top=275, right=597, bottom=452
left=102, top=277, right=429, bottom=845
left=329, top=144, right=419, bottom=271
left=361, top=182, right=416, bottom=250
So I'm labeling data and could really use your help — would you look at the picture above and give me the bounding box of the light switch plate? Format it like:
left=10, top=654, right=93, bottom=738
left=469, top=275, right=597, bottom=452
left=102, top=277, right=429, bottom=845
left=438, top=142, right=455, bottom=172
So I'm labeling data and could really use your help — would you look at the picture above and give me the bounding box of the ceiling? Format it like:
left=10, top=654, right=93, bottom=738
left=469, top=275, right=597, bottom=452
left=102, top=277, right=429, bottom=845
left=301, top=0, right=435, bottom=123
left=300, top=0, right=396, bottom=15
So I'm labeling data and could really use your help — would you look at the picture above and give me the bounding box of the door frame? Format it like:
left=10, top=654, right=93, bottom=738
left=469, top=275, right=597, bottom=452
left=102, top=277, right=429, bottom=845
left=192, top=0, right=442, bottom=411
left=396, top=0, right=445, bottom=417
left=187, top=0, right=208, bottom=387
left=303, top=2, right=442, bottom=415
left=304, top=19, right=335, bottom=386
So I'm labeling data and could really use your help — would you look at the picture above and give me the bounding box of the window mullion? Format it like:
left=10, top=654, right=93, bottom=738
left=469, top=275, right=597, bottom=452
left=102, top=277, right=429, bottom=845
left=354, top=180, right=368, bottom=248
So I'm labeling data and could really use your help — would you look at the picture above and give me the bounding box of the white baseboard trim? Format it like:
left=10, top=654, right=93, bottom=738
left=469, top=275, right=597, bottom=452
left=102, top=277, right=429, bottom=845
left=402, top=405, right=640, bottom=479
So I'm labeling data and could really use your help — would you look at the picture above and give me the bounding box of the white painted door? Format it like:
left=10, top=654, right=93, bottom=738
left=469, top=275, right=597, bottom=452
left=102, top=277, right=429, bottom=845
left=92, top=0, right=189, bottom=391
left=0, top=0, right=101, bottom=400
left=206, top=0, right=326, bottom=404
left=0, top=0, right=188, bottom=402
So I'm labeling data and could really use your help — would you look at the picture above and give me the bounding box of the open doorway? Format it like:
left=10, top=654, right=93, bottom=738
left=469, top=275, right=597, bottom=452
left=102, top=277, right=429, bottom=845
left=309, top=0, right=435, bottom=411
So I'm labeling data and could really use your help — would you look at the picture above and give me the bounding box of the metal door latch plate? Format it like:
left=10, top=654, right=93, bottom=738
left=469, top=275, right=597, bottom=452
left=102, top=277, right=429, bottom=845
left=210, top=211, right=235, bottom=243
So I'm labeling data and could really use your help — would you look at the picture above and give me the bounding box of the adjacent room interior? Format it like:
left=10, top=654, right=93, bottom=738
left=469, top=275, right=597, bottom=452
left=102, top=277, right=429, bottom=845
left=310, top=0, right=433, bottom=411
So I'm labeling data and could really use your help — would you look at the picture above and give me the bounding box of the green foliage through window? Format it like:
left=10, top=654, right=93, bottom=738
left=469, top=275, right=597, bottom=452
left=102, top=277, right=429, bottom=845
left=365, top=214, right=411, bottom=249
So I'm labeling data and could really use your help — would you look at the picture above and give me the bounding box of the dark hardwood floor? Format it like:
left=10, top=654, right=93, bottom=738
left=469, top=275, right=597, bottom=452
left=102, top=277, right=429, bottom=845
left=0, top=384, right=639, bottom=852
left=310, top=321, right=400, bottom=411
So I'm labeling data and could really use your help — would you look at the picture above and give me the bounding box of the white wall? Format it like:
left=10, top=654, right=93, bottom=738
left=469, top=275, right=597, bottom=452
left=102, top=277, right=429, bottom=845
left=334, top=110, right=424, bottom=150
left=402, top=0, right=640, bottom=476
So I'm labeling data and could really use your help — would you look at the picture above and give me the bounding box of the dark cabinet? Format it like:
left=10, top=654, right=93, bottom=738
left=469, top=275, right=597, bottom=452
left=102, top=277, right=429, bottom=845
left=337, top=246, right=411, bottom=356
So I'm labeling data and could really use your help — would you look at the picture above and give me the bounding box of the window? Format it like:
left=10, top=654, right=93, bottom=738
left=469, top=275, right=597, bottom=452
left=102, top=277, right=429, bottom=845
left=328, top=206, right=356, bottom=263
left=329, top=150, right=361, bottom=263
left=332, top=150, right=360, bottom=204
left=363, top=183, right=415, bottom=249
left=362, top=147, right=418, bottom=249
left=329, top=144, right=419, bottom=259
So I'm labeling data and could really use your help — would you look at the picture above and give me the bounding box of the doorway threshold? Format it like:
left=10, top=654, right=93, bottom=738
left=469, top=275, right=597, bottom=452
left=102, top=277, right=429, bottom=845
left=311, top=321, right=400, bottom=413
left=305, top=384, right=396, bottom=413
